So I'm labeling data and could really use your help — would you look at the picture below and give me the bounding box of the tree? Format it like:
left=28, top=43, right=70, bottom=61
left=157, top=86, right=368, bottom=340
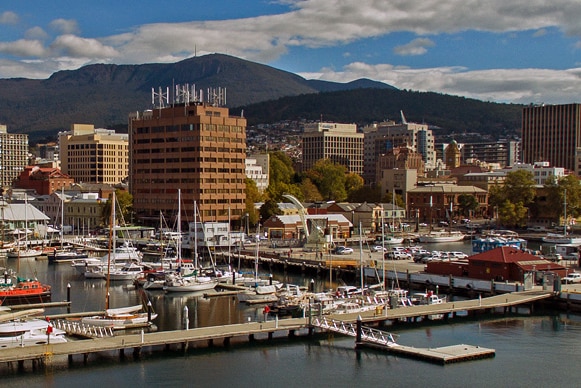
left=344, top=173, right=364, bottom=198
left=457, top=194, right=479, bottom=218
left=245, top=178, right=262, bottom=229
left=306, top=159, right=347, bottom=201
left=101, top=189, right=134, bottom=227
left=489, top=170, right=535, bottom=227
left=349, top=185, right=381, bottom=203
left=300, top=178, right=323, bottom=202
left=259, top=198, right=282, bottom=223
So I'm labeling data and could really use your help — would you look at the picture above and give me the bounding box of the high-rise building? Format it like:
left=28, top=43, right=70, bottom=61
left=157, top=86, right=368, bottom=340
left=460, top=140, right=520, bottom=168
left=363, top=120, right=436, bottom=185
left=302, top=122, right=364, bottom=175
left=58, top=124, right=129, bottom=184
left=128, top=92, right=246, bottom=225
left=0, top=125, right=28, bottom=191
left=522, top=103, right=581, bottom=173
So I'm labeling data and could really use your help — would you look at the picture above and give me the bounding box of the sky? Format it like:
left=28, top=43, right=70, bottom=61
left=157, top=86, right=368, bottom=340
left=1, top=0, right=581, bottom=105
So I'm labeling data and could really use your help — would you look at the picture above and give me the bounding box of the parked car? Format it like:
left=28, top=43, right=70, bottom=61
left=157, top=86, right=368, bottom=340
left=334, top=246, right=354, bottom=255
left=385, top=251, right=412, bottom=260
left=562, top=272, right=581, bottom=284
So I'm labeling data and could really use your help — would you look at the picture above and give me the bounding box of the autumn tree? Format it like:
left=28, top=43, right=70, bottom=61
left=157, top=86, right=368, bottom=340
left=489, top=170, right=535, bottom=227
left=457, top=194, right=479, bottom=218
left=306, top=159, right=348, bottom=201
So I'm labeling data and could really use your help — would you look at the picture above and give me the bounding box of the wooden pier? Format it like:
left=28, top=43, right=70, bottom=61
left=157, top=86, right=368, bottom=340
left=312, top=316, right=494, bottom=364
left=0, top=290, right=551, bottom=370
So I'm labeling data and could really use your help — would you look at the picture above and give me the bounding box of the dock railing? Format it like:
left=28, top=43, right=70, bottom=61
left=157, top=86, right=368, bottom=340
left=312, top=316, right=399, bottom=347
left=51, top=319, right=114, bottom=338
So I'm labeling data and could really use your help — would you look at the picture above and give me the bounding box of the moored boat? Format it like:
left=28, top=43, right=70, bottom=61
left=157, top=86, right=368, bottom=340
left=418, top=230, right=465, bottom=243
left=0, top=318, right=67, bottom=348
left=0, top=278, right=51, bottom=305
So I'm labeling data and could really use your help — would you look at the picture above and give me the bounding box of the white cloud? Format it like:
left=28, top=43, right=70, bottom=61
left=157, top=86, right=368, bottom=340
left=49, top=18, right=80, bottom=35
left=0, top=11, right=19, bottom=25
left=0, top=40, right=47, bottom=57
left=393, top=38, right=435, bottom=56
left=25, top=27, right=49, bottom=41
left=50, top=35, right=119, bottom=58
left=300, top=63, right=581, bottom=104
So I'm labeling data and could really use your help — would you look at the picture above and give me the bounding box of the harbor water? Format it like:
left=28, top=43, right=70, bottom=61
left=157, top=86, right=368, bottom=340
left=3, top=240, right=581, bottom=387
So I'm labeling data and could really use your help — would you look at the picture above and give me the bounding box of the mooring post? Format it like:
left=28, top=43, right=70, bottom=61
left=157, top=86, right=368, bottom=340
left=269, top=273, right=273, bottom=285
left=232, top=270, right=236, bottom=285
left=356, top=315, right=362, bottom=344
left=183, top=306, right=189, bottom=330
left=67, top=283, right=71, bottom=313
left=147, top=301, right=152, bottom=322
left=310, top=278, right=314, bottom=292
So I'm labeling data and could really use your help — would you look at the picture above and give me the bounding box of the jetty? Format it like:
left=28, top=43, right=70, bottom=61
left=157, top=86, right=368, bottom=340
left=312, top=316, right=495, bottom=364
left=0, top=290, right=552, bottom=370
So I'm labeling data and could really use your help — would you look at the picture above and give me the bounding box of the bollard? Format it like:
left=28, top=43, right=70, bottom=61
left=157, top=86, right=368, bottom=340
left=67, top=283, right=71, bottom=313
left=147, top=301, right=152, bottom=322
left=310, top=279, right=315, bottom=292
left=183, top=306, right=189, bottom=330
left=269, top=273, right=273, bottom=286
left=356, top=315, right=362, bottom=344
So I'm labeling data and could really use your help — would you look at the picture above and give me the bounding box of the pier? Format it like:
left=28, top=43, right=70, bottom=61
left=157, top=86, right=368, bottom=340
left=0, top=289, right=552, bottom=370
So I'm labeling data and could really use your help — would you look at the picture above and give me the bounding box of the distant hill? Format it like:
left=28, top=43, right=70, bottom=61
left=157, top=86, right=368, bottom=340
left=0, top=53, right=522, bottom=142
left=237, top=88, right=524, bottom=139
left=0, top=54, right=395, bottom=142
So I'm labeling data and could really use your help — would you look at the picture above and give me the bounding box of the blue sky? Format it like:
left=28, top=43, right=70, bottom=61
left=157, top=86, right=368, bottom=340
left=2, top=0, right=581, bottom=104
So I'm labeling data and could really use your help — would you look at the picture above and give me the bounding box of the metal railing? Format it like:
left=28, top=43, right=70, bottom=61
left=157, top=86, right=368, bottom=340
left=312, top=316, right=399, bottom=347
left=51, top=319, right=114, bottom=338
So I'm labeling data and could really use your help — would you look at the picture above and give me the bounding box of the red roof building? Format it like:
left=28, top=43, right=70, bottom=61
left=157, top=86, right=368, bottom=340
left=426, top=246, right=567, bottom=282
left=14, top=166, right=74, bottom=195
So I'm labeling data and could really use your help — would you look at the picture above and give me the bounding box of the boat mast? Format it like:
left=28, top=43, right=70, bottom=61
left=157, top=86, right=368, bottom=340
left=105, top=191, right=115, bottom=310
left=564, top=189, right=567, bottom=236
left=60, top=187, right=64, bottom=250
left=178, top=189, right=182, bottom=267
left=192, top=197, right=196, bottom=269
left=381, top=204, right=385, bottom=291
left=359, top=221, right=363, bottom=294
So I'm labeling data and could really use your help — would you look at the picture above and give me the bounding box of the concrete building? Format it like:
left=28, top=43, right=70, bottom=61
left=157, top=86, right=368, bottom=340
left=302, top=122, right=364, bottom=175
left=363, top=120, right=436, bottom=185
left=0, top=125, right=28, bottom=192
left=522, top=103, right=581, bottom=174
left=129, top=98, right=246, bottom=225
left=460, top=140, right=519, bottom=168
left=246, top=154, right=269, bottom=193
left=500, top=161, right=566, bottom=186
left=58, top=124, right=129, bottom=185
left=32, top=191, right=104, bottom=233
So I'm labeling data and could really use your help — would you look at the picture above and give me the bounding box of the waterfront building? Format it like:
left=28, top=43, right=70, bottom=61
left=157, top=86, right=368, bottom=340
left=363, top=119, right=436, bottom=185
left=460, top=140, right=520, bottom=168
left=263, top=213, right=351, bottom=241
left=58, top=124, right=129, bottom=185
left=406, top=184, right=488, bottom=223
left=0, top=125, right=28, bottom=192
left=32, top=191, right=104, bottom=233
left=301, top=122, right=364, bottom=175
left=128, top=87, right=246, bottom=225
left=426, top=246, right=567, bottom=281
left=376, top=167, right=418, bottom=203
left=522, top=103, right=581, bottom=174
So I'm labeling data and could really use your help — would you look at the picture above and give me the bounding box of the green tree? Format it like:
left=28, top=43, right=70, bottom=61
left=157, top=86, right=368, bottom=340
left=306, top=159, right=347, bottom=201
left=542, top=174, right=581, bottom=223
left=259, top=198, right=282, bottom=223
left=299, top=178, right=323, bottom=202
left=490, top=170, right=535, bottom=227
left=101, top=189, right=134, bottom=227
left=349, top=185, right=381, bottom=203
left=344, top=173, right=364, bottom=198
left=245, top=178, right=262, bottom=229
left=457, top=194, right=479, bottom=218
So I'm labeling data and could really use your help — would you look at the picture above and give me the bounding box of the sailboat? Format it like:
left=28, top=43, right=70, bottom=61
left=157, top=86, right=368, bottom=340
left=418, top=197, right=464, bottom=243
left=383, top=193, right=404, bottom=245
left=50, top=188, right=89, bottom=263
left=163, top=190, right=218, bottom=292
left=81, top=191, right=157, bottom=328
left=7, top=194, right=42, bottom=258
left=542, top=189, right=581, bottom=244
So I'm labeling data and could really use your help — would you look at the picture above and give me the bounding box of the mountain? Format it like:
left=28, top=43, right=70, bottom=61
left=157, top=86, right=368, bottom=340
left=0, top=54, right=395, bottom=141
left=0, top=53, right=521, bottom=142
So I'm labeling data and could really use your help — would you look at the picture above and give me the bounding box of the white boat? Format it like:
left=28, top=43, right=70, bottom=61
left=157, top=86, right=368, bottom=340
left=162, top=191, right=218, bottom=293
left=418, top=230, right=465, bottom=243
left=163, top=272, right=218, bottom=292
left=81, top=305, right=157, bottom=329
left=108, top=262, right=145, bottom=281
left=541, top=233, right=581, bottom=244
left=81, top=192, right=157, bottom=329
left=236, top=284, right=280, bottom=303
left=0, top=318, right=67, bottom=348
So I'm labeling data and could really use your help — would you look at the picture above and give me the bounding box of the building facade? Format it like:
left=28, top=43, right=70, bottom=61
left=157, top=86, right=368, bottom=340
left=0, top=125, right=28, bottom=192
left=14, top=166, right=74, bottom=195
left=522, top=103, right=581, bottom=174
left=363, top=120, right=435, bottom=185
left=246, top=154, right=269, bottom=193
left=58, top=124, right=129, bottom=185
left=129, top=102, right=247, bottom=225
left=302, top=122, right=364, bottom=175
left=461, top=140, right=519, bottom=168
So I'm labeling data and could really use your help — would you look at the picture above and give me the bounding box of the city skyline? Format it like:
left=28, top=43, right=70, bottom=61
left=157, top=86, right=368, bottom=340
left=0, top=1, right=580, bottom=105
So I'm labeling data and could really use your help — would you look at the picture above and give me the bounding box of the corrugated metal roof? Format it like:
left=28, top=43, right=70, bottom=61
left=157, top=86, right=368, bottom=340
left=1, top=203, right=50, bottom=221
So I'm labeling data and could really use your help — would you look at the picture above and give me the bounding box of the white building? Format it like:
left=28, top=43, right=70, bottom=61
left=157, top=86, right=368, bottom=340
left=246, top=154, right=269, bottom=193
left=500, top=161, right=566, bottom=186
